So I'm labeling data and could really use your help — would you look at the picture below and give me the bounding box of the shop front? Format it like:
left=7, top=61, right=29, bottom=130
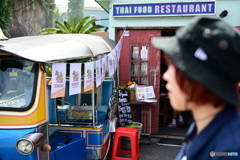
left=96, top=0, right=240, bottom=135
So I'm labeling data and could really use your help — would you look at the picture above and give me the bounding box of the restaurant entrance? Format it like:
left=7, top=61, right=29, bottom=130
left=118, top=29, right=191, bottom=135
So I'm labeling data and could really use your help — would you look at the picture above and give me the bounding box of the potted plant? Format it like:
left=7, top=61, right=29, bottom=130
left=118, top=81, right=137, bottom=101
left=125, top=121, right=142, bottom=139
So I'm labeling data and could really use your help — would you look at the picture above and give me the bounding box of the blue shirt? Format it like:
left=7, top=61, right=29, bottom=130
left=175, top=106, right=240, bottom=160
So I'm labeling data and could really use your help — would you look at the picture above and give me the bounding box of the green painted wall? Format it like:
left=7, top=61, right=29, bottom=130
left=96, top=0, right=240, bottom=40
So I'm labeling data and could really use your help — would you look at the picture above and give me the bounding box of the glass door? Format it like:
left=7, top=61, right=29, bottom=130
left=118, top=29, right=161, bottom=135
left=130, top=45, right=150, bottom=86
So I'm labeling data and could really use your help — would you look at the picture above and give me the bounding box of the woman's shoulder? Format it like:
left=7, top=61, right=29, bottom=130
left=214, top=112, right=240, bottom=150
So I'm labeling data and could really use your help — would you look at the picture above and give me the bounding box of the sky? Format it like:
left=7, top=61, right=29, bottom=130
left=55, top=0, right=101, bottom=13
left=55, top=0, right=100, bottom=7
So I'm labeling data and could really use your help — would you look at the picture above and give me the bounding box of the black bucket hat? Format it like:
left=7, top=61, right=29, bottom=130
left=151, top=16, right=240, bottom=107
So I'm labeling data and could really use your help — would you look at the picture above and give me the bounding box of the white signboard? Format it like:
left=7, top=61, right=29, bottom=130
left=84, top=62, right=94, bottom=92
left=141, top=46, right=148, bottom=59
left=136, top=86, right=155, bottom=100
left=111, top=49, right=118, bottom=71
left=108, top=53, right=115, bottom=77
left=101, top=56, right=107, bottom=82
left=95, top=59, right=102, bottom=87
left=69, top=63, right=81, bottom=96
left=51, top=63, right=66, bottom=98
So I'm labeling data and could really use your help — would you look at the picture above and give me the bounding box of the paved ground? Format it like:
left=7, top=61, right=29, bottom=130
left=107, top=127, right=186, bottom=160
left=107, top=136, right=181, bottom=160
left=139, top=136, right=181, bottom=160
left=137, top=127, right=187, bottom=160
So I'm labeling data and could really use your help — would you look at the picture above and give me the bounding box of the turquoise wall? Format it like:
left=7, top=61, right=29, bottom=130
left=85, top=9, right=109, bottom=31
left=104, top=0, right=240, bottom=40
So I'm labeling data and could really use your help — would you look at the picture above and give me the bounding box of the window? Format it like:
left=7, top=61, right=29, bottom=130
left=0, top=58, right=37, bottom=110
left=130, top=45, right=149, bottom=85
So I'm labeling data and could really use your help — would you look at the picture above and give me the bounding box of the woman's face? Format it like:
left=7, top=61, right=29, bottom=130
left=163, top=63, right=187, bottom=111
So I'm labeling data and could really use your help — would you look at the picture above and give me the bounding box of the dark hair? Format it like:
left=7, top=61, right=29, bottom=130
left=164, top=54, right=226, bottom=106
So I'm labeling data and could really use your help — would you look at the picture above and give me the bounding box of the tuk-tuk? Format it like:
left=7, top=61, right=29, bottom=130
left=0, top=34, right=119, bottom=160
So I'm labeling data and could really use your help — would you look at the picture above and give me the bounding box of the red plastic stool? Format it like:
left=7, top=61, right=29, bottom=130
left=111, top=127, right=139, bottom=160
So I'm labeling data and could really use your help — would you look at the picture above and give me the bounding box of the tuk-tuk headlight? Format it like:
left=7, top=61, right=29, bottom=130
left=16, top=140, right=34, bottom=155
left=16, top=132, right=46, bottom=155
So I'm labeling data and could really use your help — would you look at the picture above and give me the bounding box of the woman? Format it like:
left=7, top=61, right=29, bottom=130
left=152, top=16, right=240, bottom=160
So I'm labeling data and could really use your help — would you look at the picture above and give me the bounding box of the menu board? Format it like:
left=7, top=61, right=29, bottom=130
left=136, top=86, right=155, bottom=100
left=117, top=89, right=133, bottom=126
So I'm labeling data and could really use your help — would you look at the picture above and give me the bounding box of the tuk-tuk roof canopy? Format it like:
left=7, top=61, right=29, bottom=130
left=0, top=34, right=117, bottom=63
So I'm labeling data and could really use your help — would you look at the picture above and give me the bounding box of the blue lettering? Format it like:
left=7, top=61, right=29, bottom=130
left=228, top=152, right=238, bottom=156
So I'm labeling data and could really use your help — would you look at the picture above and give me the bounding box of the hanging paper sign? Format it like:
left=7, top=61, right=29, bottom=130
left=111, top=49, right=117, bottom=71
left=95, top=59, right=102, bottom=87
left=117, top=35, right=124, bottom=61
left=69, top=63, right=81, bottom=96
left=141, top=46, right=148, bottom=59
left=108, top=53, right=114, bottom=77
left=118, top=89, right=133, bottom=126
left=102, top=56, right=107, bottom=82
left=112, top=47, right=118, bottom=62
left=51, top=63, right=66, bottom=98
left=124, top=30, right=129, bottom=36
left=115, top=46, right=120, bottom=62
left=112, top=55, right=116, bottom=72
left=119, top=35, right=123, bottom=52
left=84, top=62, right=94, bottom=92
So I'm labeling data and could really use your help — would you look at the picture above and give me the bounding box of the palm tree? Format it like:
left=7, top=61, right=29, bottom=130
left=40, top=16, right=104, bottom=35
left=41, top=16, right=104, bottom=76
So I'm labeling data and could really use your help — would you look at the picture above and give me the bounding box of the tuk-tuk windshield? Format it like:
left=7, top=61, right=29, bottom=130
left=0, top=58, right=37, bottom=110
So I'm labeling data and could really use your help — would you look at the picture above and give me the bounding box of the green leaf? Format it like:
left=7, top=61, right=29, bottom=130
left=41, top=32, right=55, bottom=35
left=83, top=28, right=97, bottom=34
left=75, top=16, right=90, bottom=33
left=55, top=21, right=68, bottom=33
left=56, top=30, right=66, bottom=34
left=79, top=19, right=96, bottom=33
left=40, top=28, right=59, bottom=32
left=83, top=25, right=104, bottom=34
left=40, top=28, right=60, bottom=35
left=40, top=16, right=102, bottom=35
left=71, top=17, right=77, bottom=32
left=63, top=21, right=72, bottom=33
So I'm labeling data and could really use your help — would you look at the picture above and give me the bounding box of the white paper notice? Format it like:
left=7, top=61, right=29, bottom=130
left=111, top=49, right=118, bottom=71
left=95, top=59, right=102, bottom=87
left=114, top=45, right=120, bottom=62
left=102, top=56, right=107, bottom=82
left=141, top=46, right=148, bottom=59
left=119, top=35, right=123, bottom=51
left=117, top=35, right=123, bottom=61
left=108, top=53, right=114, bottom=77
left=84, top=62, right=94, bottom=92
left=69, top=63, right=81, bottom=96
left=136, top=86, right=155, bottom=100
left=51, top=63, right=66, bottom=98
left=144, top=86, right=155, bottom=99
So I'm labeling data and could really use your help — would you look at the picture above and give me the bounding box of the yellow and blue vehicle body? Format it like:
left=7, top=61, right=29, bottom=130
left=0, top=34, right=117, bottom=160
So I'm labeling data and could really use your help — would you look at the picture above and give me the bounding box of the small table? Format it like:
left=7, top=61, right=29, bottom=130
left=130, top=100, right=157, bottom=136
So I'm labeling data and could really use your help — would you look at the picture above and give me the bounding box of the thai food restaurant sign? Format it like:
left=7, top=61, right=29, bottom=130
left=112, top=1, right=215, bottom=17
